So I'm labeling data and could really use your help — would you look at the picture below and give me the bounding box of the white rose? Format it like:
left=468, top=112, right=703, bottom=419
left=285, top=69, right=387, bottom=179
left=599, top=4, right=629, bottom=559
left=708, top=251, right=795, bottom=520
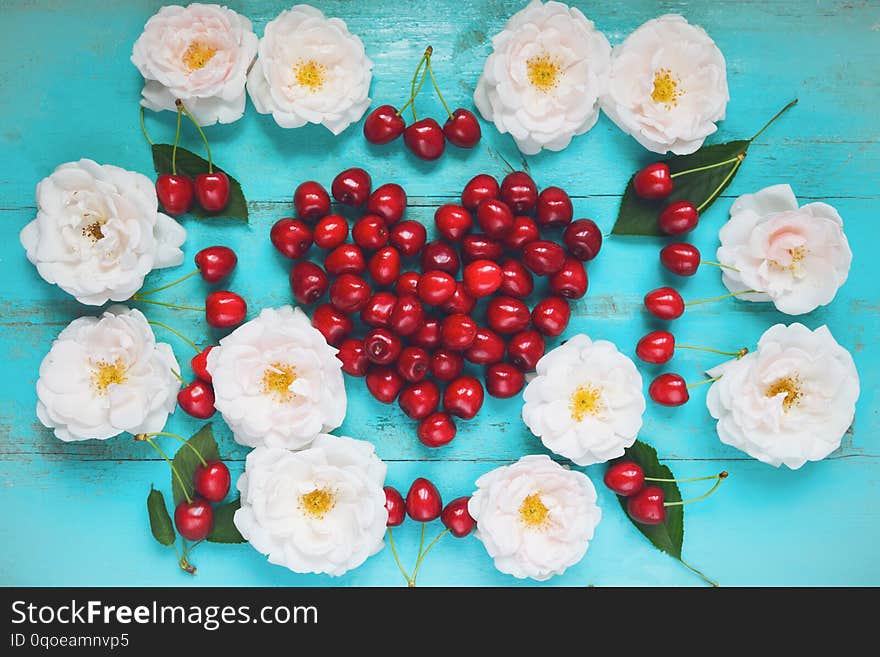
left=473, top=0, right=611, bottom=155
left=206, top=306, right=346, bottom=450
left=600, top=14, right=728, bottom=155
left=706, top=323, right=859, bottom=469
left=247, top=5, right=372, bottom=134
left=35, top=306, right=180, bottom=442
left=717, top=184, right=852, bottom=315
left=131, top=3, right=258, bottom=126
left=522, top=334, right=645, bottom=466
left=234, top=435, right=387, bottom=576
left=468, top=455, right=601, bottom=581
left=19, top=159, right=186, bottom=306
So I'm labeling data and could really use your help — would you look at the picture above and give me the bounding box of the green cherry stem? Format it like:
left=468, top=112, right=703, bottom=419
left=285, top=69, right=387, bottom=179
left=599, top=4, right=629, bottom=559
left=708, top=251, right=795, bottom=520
left=426, top=58, right=454, bottom=120
left=131, top=295, right=205, bottom=312
left=148, top=320, right=201, bottom=354
left=139, top=436, right=192, bottom=504
left=664, top=472, right=728, bottom=507
left=408, top=47, right=432, bottom=122
left=669, top=155, right=744, bottom=179
left=695, top=154, right=744, bottom=213
left=678, top=557, right=718, bottom=587
left=386, top=527, right=411, bottom=585
left=684, top=289, right=758, bottom=307
left=142, top=431, right=207, bottom=466
left=177, top=99, right=213, bottom=173
left=700, top=260, right=740, bottom=272
left=676, top=344, right=748, bottom=359
left=686, top=376, right=721, bottom=390
left=137, top=269, right=200, bottom=298
left=169, top=368, right=186, bottom=385
left=409, top=528, right=450, bottom=586
left=139, top=106, right=154, bottom=146
left=172, top=104, right=183, bottom=176
left=407, top=523, right=428, bottom=587
left=750, top=98, right=798, bottom=143
left=398, top=46, right=432, bottom=117
left=646, top=472, right=726, bottom=483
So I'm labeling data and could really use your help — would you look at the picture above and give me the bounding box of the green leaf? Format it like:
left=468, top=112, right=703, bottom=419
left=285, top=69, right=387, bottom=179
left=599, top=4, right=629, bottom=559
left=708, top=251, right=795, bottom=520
left=614, top=440, right=683, bottom=559
left=171, top=424, right=220, bottom=506
left=151, top=143, right=248, bottom=222
left=147, top=487, right=176, bottom=546
left=207, top=497, right=245, bottom=543
left=612, top=140, right=749, bottom=236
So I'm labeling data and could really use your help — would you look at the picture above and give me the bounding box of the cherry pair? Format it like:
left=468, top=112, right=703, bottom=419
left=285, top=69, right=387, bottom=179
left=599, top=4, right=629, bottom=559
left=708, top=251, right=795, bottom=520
left=175, top=458, right=231, bottom=541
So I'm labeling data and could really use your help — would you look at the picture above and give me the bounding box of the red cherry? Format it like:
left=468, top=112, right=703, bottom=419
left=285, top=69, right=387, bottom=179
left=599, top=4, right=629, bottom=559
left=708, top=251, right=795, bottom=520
left=156, top=174, right=193, bottom=215
left=499, top=259, right=534, bottom=298
left=549, top=257, right=588, bottom=299
left=331, top=168, right=371, bottom=206
left=194, top=172, right=230, bottom=213
left=397, top=346, right=430, bottom=382
left=443, top=108, right=481, bottom=148
left=463, top=259, right=503, bottom=297
left=384, top=486, right=406, bottom=526
left=364, top=328, right=403, bottom=365
left=659, top=200, right=699, bottom=235
left=389, top=294, right=425, bottom=336
left=418, top=270, right=457, bottom=306
left=205, top=290, right=246, bottom=328
left=366, top=366, right=404, bottom=403
left=324, top=243, right=366, bottom=276
left=461, top=234, right=504, bottom=264
left=421, top=240, right=460, bottom=275
left=627, top=485, right=666, bottom=525
left=563, top=218, right=602, bottom=261
left=191, top=346, right=213, bottom=383
left=195, top=246, right=237, bottom=283
left=604, top=461, right=645, bottom=497
left=485, top=363, right=525, bottom=398
left=336, top=338, right=368, bottom=376
left=174, top=498, right=214, bottom=541
left=395, top=271, right=421, bottom=296
left=360, top=291, right=397, bottom=328
left=404, top=118, right=446, bottom=160
left=418, top=412, right=457, bottom=448
left=434, top=204, right=473, bottom=242
left=508, top=329, right=545, bottom=370
left=505, top=215, right=540, bottom=250
left=406, top=478, right=443, bottom=521
left=312, top=214, right=349, bottom=249
left=441, top=281, right=476, bottom=315
left=660, top=242, right=701, bottom=276
left=311, top=303, right=353, bottom=345
left=329, top=273, right=371, bottom=313
left=441, top=497, right=476, bottom=537
left=476, top=199, right=515, bottom=239
left=487, top=296, right=530, bottom=334
left=270, top=218, right=313, bottom=259
left=649, top=373, right=689, bottom=406
left=522, top=240, right=566, bottom=276
left=193, top=460, right=231, bottom=502
left=441, top=314, right=477, bottom=350
left=536, top=186, right=573, bottom=227
left=644, top=287, right=685, bottom=320
left=399, top=380, right=441, bottom=420
left=293, top=180, right=331, bottom=221
left=411, top=317, right=441, bottom=350
left=531, top=296, right=570, bottom=337
left=636, top=330, right=675, bottom=364
left=390, top=220, right=427, bottom=257
left=290, top=261, right=329, bottom=305
left=443, top=376, right=484, bottom=420
left=364, top=105, right=406, bottom=145
left=500, top=171, right=537, bottom=214
left=430, top=349, right=464, bottom=382
left=465, top=327, right=505, bottom=365
left=633, top=163, right=673, bottom=200
left=177, top=380, right=216, bottom=419
left=460, top=174, right=498, bottom=210
left=352, top=214, right=389, bottom=250
left=367, top=183, right=408, bottom=225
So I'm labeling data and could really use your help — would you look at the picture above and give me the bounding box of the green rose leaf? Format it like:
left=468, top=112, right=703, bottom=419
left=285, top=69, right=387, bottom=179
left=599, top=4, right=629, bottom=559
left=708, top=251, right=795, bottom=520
left=151, top=143, right=248, bottom=222
left=207, top=497, right=245, bottom=544
left=147, top=486, right=176, bottom=546
left=171, top=424, right=220, bottom=506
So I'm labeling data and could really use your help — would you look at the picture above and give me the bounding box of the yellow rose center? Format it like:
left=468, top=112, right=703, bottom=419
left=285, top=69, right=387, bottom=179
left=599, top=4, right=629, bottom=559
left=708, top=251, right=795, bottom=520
left=262, top=363, right=296, bottom=402
left=765, top=375, right=802, bottom=412
left=182, top=41, right=217, bottom=71
left=91, top=359, right=127, bottom=395
left=570, top=385, right=603, bottom=422
left=526, top=54, right=562, bottom=93
left=299, top=488, right=336, bottom=519
left=81, top=221, right=105, bottom=244
left=294, top=59, right=327, bottom=92
left=519, top=493, right=550, bottom=528
left=651, top=68, right=683, bottom=109
left=771, top=246, right=809, bottom=272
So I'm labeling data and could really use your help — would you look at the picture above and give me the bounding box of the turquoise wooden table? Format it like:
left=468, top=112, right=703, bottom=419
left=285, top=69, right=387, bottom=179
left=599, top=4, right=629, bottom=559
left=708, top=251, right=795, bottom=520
left=1, top=0, right=878, bottom=586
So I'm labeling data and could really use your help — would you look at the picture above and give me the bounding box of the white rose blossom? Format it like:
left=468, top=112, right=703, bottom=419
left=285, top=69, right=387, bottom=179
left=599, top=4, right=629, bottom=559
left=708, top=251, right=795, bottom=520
left=234, top=434, right=387, bottom=576
left=35, top=306, right=180, bottom=442
left=600, top=14, right=729, bottom=154
left=706, top=323, right=859, bottom=470
left=474, top=0, right=611, bottom=155
left=247, top=5, right=372, bottom=134
left=131, top=3, right=258, bottom=126
left=717, top=184, right=852, bottom=315
left=206, top=306, right=346, bottom=450
left=19, top=159, right=186, bottom=306
left=468, top=455, right=601, bottom=581
left=522, top=334, right=645, bottom=466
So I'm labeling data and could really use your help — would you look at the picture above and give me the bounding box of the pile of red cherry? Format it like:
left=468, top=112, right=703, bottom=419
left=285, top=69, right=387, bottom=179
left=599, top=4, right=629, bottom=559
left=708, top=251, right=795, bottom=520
left=271, top=167, right=603, bottom=447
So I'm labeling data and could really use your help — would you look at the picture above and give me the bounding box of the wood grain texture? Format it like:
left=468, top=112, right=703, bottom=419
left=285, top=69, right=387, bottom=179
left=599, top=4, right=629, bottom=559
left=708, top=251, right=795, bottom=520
left=0, top=0, right=878, bottom=586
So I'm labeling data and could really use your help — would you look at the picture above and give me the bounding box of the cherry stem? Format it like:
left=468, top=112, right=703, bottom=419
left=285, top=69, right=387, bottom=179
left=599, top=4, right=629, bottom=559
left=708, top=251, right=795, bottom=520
left=669, top=155, right=743, bottom=179
left=398, top=47, right=432, bottom=116
left=695, top=154, right=745, bottom=213
left=171, top=104, right=183, bottom=176
left=410, top=528, right=449, bottom=586
left=426, top=58, right=454, bottom=120
left=408, top=46, right=432, bottom=122
left=684, top=289, right=758, bottom=307
left=678, top=557, right=718, bottom=587
left=646, top=473, right=723, bottom=483
left=386, top=527, right=411, bottom=584
left=699, top=260, right=739, bottom=272
left=142, top=431, right=207, bottom=466
left=139, top=106, right=153, bottom=146
left=169, top=368, right=186, bottom=385
left=131, top=296, right=205, bottom=312
left=686, top=376, right=721, bottom=390
left=177, top=99, right=212, bottom=173
left=138, top=269, right=200, bottom=298
left=677, top=344, right=748, bottom=358
left=142, top=437, right=192, bottom=504
left=148, top=319, right=200, bottom=354
left=750, top=98, right=798, bottom=143
left=664, top=472, right=728, bottom=507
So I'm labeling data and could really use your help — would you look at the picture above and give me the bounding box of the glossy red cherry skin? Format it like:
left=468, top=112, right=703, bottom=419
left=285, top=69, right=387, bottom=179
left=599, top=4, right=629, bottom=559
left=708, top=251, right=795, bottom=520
left=430, top=349, right=464, bottom=382
left=441, top=313, right=477, bottom=350
left=522, top=240, right=566, bottom=276
left=270, top=218, right=313, bottom=259
left=360, top=291, right=397, bottom=328
left=461, top=174, right=499, bottom=210
left=487, top=296, right=530, bottom=334
left=505, top=215, right=540, bottom=250
left=384, top=486, right=406, bottom=526
left=627, top=485, right=666, bottom=525
left=397, top=346, right=430, bottom=383
left=174, top=498, right=214, bottom=541
left=531, top=296, right=570, bottom=337
left=205, top=290, right=246, bottom=328
left=418, top=412, right=457, bottom=448
left=293, top=180, right=331, bottom=221
left=658, top=200, right=699, bottom=235
left=390, top=220, right=427, bottom=257
left=660, top=243, right=701, bottom=276
left=366, top=366, right=404, bottom=403
left=389, top=294, right=424, bottom=336
left=290, top=261, right=329, bottom=305
left=549, top=257, right=588, bottom=299
left=330, top=273, right=371, bottom=313
left=411, top=317, right=441, bottom=350
left=364, top=105, right=406, bottom=145
left=368, top=246, right=402, bottom=286
left=649, top=373, right=689, bottom=406
left=418, top=270, right=457, bottom=306
left=636, top=330, right=675, bottom=364
left=499, top=259, right=534, bottom=298
left=195, top=246, right=237, bottom=283
left=463, top=259, right=503, bottom=297
left=563, top=219, right=602, bottom=261
left=465, top=327, right=506, bottom=365
left=443, top=108, right=481, bottom=148
left=443, top=376, right=484, bottom=420
left=508, top=329, right=545, bottom=370
left=406, top=478, right=443, bottom=521
left=194, top=172, right=230, bottom=213
left=644, top=287, right=685, bottom=320
left=633, top=163, right=673, bottom=200
left=313, top=214, right=349, bottom=249
left=441, top=496, right=476, bottom=537
left=193, top=460, right=231, bottom=503
left=435, top=204, right=473, bottom=242
left=404, top=118, right=446, bottom=160
left=536, top=186, right=573, bottom=227
left=461, top=234, right=504, bottom=264
left=604, top=461, right=646, bottom=497
left=421, top=240, right=460, bottom=275
left=398, top=380, right=441, bottom=420
left=441, top=282, right=476, bottom=315
left=367, top=183, right=407, bottom=226
left=191, top=347, right=213, bottom=383
left=311, top=303, right=353, bottom=345
left=156, top=174, right=193, bottom=215
left=395, top=271, right=421, bottom=296
left=331, top=167, right=371, bottom=206
left=324, top=243, right=366, bottom=276
left=476, top=199, right=515, bottom=239
left=485, top=363, right=525, bottom=398
left=177, top=380, right=216, bottom=419
left=336, top=338, right=368, bottom=376
left=352, top=214, right=389, bottom=250
left=500, top=171, right=537, bottom=214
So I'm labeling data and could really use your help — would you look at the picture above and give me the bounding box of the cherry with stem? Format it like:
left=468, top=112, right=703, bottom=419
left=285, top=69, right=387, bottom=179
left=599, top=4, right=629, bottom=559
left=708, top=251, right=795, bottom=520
left=176, top=99, right=230, bottom=213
